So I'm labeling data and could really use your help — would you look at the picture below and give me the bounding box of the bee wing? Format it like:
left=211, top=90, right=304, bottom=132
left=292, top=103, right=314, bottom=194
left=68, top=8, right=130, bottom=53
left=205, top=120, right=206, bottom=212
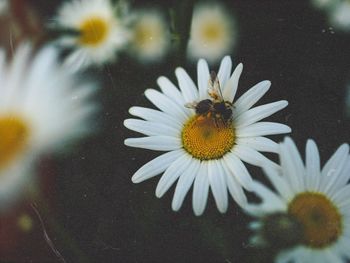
left=185, top=101, right=198, bottom=109
left=208, top=71, right=224, bottom=101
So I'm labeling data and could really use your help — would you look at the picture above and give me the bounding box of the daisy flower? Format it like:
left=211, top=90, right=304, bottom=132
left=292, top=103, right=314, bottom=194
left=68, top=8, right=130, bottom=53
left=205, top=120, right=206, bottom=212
left=246, top=137, right=350, bottom=262
left=54, top=0, right=130, bottom=71
left=124, top=56, right=290, bottom=216
left=0, top=43, right=98, bottom=212
left=187, top=3, right=237, bottom=64
left=328, top=1, right=350, bottom=32
left=128, top=9, right=170, bottom=63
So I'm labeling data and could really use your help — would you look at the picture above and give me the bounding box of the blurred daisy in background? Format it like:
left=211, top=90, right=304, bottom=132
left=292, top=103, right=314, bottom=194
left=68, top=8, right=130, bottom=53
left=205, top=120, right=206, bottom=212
left=0, top=43, right=98, bottom=213
left=124, top=56, right=290, bottom=216
left=128, top=9, right=170, bottom=63
left=187, top=3, right=237, bottom=64
left=0, top=0, right=8, bottom=15
left=328, top=0, right=350, bottom=32
left=246, top=137, right=350, bottom=263
left=53, top=0, right=130, bottom=71
left=310, top=0, right=337, bottom=10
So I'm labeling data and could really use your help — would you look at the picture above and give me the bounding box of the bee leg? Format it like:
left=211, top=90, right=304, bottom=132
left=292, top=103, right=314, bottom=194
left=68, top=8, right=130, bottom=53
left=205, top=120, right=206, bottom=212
left=214, top=117, right=220, bottom=128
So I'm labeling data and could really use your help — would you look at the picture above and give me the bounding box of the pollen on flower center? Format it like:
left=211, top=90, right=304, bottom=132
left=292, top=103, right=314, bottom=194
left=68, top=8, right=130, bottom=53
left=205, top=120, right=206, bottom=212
left=0, top=116, right=30, bottom=169
left=288, top=192, right=342, bottom=248
left=181, top=115, right=235, bottom=160
left=79, top=17, right=109, bottom=46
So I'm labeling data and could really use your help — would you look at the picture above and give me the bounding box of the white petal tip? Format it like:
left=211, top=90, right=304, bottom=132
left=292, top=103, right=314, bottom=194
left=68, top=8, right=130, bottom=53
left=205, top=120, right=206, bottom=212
left=280, top=100, right=289, bottom=108
left=193, top=210, right=203, bottom=216
left=155, top=187, right=165, bottom=198
left=123, top=119, right=131, bottom=127
left=175, top=67, right=184, bottom=75
left=128, top=107, right=137, bottom=114
left=131, top=176, right=141, bottom=183
left=218, top=206, right=228, bottom=214
left=144, top=89, right=154, bottom=97
left=156, top=76, right=167, bottom=84
left=261, top=80, right=271, bottom=88
left=171, top=203, right=181, bottom=212
left=124, top=139, right=132, bottom=146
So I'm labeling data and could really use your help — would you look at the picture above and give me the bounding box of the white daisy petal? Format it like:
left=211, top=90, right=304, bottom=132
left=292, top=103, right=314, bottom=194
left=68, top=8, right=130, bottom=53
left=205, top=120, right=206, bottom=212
left=208, top=160, right=228, bottom=213
left=124, top=136, right=181, bottom=151
left=157, top=76, right=185, bottom=106
left=262, top=165, right=293, bottom=201
left=248, top=221, right=262, bottom=230
left=284, top=137, right=305, bottom=185
left=332, top=184, right=350, bottom=207
left=131, top=150, right=184, bottom=183
left=129, top=106, right=182, bottom=129
left=192, top=162, right=210, bottom=216
left=232, top=80, right=271, bottom=118
left=172, top=158, right=200, bottom=211
left=236, top=137, right=279, bottom=153
left=321, top=144, right=349, bottom=194
left=155, top=153, right=192, bottom=198
left=124, top=119, right=179, bottom=137
left=250, top=181, right=286, bottom=212
left=279, top=141, right=303, bottom=193
left=236, top=122, right=291, bottom=138
left=234, top=100, right=288, bottom=128
left=197, top=59, right=210, bottom=100
left=175, top=67, right=199, bottom=102
left=145, top=89, right=188, bottom=121
left=233, top=145, right=279, bottom=169
left=305, top=139, right=321, bottom=191
left=223, top=152, right=254, bottom=191
left=330, top=156, right=350, bottom=195
left=221, top=159, right=247, bottom=206
left=217, top=56, right=232, bottom=88
left=222, top=63, right=243, bottom=102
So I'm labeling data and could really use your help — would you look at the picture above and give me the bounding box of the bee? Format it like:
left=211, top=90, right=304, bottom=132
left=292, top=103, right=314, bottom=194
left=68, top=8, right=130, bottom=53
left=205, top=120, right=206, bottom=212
left=185, top=71, right=234, bottom=126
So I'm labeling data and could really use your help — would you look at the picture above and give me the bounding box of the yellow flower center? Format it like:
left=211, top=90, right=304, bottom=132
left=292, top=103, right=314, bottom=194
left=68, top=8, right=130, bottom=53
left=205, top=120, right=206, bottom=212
left=0, top=116, right=29, bottom=169
left=288, top=192, right=342, bottom=249
left=135, top=25, right=153, bottom=47
left=78, top=16, right=109, bottom=46
left=201, top=22, right=223, bottom=43
left=182, top=115, right=235, bottom=160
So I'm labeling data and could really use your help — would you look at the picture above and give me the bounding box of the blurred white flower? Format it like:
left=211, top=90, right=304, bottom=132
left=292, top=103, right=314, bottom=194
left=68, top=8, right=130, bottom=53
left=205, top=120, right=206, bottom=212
left=0, top=0, right=8, bottom=15
left=311, top=0, right=337, bottom=9
left=329, top=1, right=350, bottom=31
left=0, top=43, right=98, bottom=212
left=187, top=3, right=237, bottom=64
left=54, top=0, right=130, bottom=71
left=129, top=9, right=170, bottom=63
left=246, top=138, right=350, bottom=263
